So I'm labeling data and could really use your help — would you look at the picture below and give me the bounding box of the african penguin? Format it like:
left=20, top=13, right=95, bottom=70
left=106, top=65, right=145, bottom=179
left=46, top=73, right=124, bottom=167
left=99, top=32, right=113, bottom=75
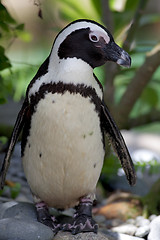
left=0, top=19, right=136, bottom=235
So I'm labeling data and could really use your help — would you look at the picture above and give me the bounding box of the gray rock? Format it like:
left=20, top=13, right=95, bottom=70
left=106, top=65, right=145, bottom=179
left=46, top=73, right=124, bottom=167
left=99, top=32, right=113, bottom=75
left=105, top=219, right=124, bottom=228
left=126, top=218, right=136, bottom=225
left=149, top=214, right=157, bottom=222
left=0, top=201, right=18, bottom=219
left=117, top=233, right=145, bottom=240
left=135, top=225, right=150, bottom=237
left=135, top=217, right=150, bottom=227
left=54, top=231, right=110, bottom=240
left=101, top=229, right=145, bottom=240
left=112, top=224, right=137, bottom=236
left=135, top=216, right=144, bottom=225
left=2, top=202, right=37, bottom=220
left=0, top=218, right=54, bottom=240
left=94, top=215, right=106, bottom=224
left=148, top=215, right=160, bottom=240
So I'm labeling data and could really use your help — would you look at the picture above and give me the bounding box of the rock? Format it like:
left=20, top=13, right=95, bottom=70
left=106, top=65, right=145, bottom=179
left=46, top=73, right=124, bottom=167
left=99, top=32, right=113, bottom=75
left=54, top=231, right=110, bottom=240
left=94, top=215, right=106, bottom=225
left=1, top=202, right=37, bottom=220
left=112, top=224, right=137, bottom=236
left=148, top=215, right=160, bottom=240
left=135, top=216, right=150, bottom=227
left=135, top=225, right=150, bottom=237
left=0, top=218, right=54, bottom=240
left=105, top=218, right=124, bottom=228
left=126, top=218, right=136, bottom=225
left=101, top=229, right=145, bottom=240
left=149, top=214, right=157, bottom=221
left=0, top=201, right=18, bottom=219
left=96, top=198, right=142, bottom=220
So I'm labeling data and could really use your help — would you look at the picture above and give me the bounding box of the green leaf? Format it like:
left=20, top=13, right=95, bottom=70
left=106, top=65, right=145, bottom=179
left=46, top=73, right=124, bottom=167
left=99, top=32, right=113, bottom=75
left=91, top=0, right=102, bottom=15
left=125, top=0, right=139, bottom=11
left=141, top=87, right=159, bottom=107
left=0, top=21, right=10, bottom=32
left=15, top=30, right=32, bottom=42
left=0, top=97, right=6, bottom=104
left=0, top=3, right=15, bottom=24
left=113, top=11, right=133, bottom=36
left=58, top=0, right=100, bottom=22
left=10, top=183, right=21, bottom=199
left=15, top=23, right=25, bottom=31
left=0, top=136, right=8, bottom=145
left=0, top=46, right=11, bottom=71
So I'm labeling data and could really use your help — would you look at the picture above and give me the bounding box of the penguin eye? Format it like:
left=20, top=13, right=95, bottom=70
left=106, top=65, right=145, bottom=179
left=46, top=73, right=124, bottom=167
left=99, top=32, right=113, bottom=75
left=89, top=33, right=99, bottom=42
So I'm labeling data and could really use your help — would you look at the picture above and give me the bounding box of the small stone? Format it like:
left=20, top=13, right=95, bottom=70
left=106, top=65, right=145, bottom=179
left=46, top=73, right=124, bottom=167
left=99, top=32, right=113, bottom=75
left=149, top=214, right=157, bottom=222
left=2, top=202, right=37, bottom=220
left=126, top=218, right=136, bottom=225
left=105, top=218, right=124, bottom=228
left=135, top=225, right=150, bottom=237
left=101, top=229, right=145, bottom=240
left=148, top=215, right=160, bottom=240
left=0, top=201, right=18, bottom=219
left=112, top=223, right=137, bottom=236
left=136, top=218, right=150, bottom=227
left=94, top=215, right=106, bottom=224
left=118, top=233, right=145, bottom=240
left=135, top=216, right=144, bottom=223
left=0, top=218, right=54, bottom=240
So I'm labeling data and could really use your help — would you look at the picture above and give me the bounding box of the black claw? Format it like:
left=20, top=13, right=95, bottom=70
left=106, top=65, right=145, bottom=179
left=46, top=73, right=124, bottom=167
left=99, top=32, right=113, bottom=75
left=62, top=216, right=98, bottom=234
left=72, top=225, right=81, bottom=235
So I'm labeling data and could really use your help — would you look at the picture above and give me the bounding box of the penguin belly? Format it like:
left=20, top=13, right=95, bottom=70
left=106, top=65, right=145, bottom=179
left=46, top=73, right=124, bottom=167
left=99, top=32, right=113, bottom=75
left=22, top=91, right=105, bottom=209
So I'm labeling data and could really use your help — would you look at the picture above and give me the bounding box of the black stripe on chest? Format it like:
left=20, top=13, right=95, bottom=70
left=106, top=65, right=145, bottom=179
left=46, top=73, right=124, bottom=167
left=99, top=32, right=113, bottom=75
left=21, top=82, right=103, bottom=156
left=30, top=82, right=102, bottom=114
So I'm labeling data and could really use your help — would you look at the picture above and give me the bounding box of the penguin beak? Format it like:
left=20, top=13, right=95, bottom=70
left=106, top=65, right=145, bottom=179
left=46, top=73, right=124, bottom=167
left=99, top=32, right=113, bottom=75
left=103, top=42, right=131, bottom=68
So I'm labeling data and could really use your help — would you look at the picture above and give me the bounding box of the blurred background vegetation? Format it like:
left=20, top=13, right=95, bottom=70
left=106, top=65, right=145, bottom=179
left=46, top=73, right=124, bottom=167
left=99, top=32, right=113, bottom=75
left=0, top=0, right=160, bottom=212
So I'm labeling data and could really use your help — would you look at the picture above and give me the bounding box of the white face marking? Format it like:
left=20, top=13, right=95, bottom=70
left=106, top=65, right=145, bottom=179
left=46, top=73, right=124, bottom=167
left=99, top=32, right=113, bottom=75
left=29, top=21, right=108, bottom=100
left=89, top=30, right=110, bottom=44
left=52, top=21, right=110, bottom=60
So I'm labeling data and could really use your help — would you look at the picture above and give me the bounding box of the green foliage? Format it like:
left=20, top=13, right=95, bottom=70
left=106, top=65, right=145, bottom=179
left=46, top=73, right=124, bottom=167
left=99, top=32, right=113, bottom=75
left=1, top=65, right=37, bottom=101
left=0, top=46, right=11, bottom=71
left=0, top=182, right=21, bottom=199
left=0, top=136, right=7, bottom=145
left=102, top=152, right=121, bottom=181
left=142, top=179, right=160, bottom=215
left=55, top=0, right=100, bottom=22
left=0, top=1, right=31, bottom=104
left=10, top=183, right=21, bottom=199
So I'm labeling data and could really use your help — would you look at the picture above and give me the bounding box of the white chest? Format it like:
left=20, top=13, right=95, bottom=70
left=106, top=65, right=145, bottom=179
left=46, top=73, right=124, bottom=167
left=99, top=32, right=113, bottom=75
left=22, top=92, right=105, bottom=208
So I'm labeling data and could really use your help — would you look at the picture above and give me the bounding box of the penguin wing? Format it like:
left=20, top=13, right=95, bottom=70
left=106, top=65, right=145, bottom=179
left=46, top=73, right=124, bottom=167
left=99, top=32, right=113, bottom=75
left=0, top=98, right=29, bottom=189
left=101, top=100, right=136, bottom=186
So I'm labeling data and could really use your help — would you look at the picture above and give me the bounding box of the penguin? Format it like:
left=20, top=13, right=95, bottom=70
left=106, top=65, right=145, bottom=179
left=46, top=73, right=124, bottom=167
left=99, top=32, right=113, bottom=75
left=0, top=19, right=136, bottom=235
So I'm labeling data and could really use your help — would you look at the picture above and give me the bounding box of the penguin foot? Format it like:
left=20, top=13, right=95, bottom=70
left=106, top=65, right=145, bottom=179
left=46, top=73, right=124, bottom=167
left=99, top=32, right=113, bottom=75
left=62, top=198, right=98, bottom=234
left=62, top=215, right=98, bottom=234
left=36, top=202, right=60, bottom=233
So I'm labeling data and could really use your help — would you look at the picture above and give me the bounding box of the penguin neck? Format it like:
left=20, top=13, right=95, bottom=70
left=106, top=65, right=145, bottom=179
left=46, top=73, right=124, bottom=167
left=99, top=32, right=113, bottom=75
left=49, top=55, right=94, bottom=86
left=28, top=53, right=103, bottom=100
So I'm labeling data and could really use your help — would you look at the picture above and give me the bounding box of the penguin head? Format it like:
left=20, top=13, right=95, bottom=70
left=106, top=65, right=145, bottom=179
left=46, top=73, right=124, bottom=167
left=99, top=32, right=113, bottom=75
left=52, top=19, right=131, bottom=69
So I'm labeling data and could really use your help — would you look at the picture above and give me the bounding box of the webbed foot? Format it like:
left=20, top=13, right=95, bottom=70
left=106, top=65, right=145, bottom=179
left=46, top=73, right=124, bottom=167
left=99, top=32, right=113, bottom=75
left=36, top=202, right=60, bottom=233
left=62, top=198, right=98, bottom=234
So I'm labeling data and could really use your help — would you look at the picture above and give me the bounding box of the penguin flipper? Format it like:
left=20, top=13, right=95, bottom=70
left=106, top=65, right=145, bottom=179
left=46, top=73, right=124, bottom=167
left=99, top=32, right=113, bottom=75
left=0, top=99, right=29, bottom=189
left=101, top=100, right=136, bottom=186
